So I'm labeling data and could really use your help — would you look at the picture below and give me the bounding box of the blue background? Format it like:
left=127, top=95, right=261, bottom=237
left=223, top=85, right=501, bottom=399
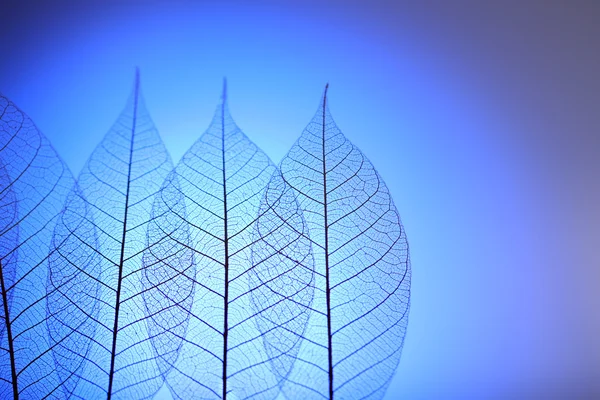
left=1, top=1, right=598, bottom=398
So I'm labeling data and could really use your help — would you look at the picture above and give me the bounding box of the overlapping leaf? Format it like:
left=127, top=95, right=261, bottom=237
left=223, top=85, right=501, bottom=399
left=249, top=170, right=315, bottom=389
left=272, top=86, right=411, bottom=399
left=2, top=78, right=410, bottom=400
left=46, top=72, right=173, bottom=399
left=47, top=181, right=101, bottom=399
left=0, top=94, right=75, bottom=399
left=143, top=83, right=314, bottom=400
left=142, top=169, right=194, bottom=384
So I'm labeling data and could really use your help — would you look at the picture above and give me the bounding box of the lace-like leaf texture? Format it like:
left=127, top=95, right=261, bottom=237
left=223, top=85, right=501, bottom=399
left=0, top=93, right=75, bottom=399
left=273, top=85, right=411, bottom=399
left=142, top=82, right=314, bottom=400
left=47, top=72, right=173, bottom=399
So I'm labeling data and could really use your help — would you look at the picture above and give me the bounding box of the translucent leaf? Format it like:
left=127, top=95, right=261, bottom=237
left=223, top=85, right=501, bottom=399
left=143, top=82, right=314, bottom=400
left=276, top=85, right=411, bottom=399
left=47, top=183, right=101, bottom=399
left=0, top=93, right=75, bottom=399
left=142, top=169, right=194, bottom=383
left=46, top=71, right=174, bottom=399
left=249, top=171, right=315, bottom=388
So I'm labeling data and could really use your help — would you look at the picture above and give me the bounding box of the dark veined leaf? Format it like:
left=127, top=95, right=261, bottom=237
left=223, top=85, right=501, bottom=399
left=143, top=81, right=314, bottom=400
left=0, top=93, right=75, bottom=399
left=275, top=85, right=411, bottom=399
left=46, top=71, right=174, bottom=399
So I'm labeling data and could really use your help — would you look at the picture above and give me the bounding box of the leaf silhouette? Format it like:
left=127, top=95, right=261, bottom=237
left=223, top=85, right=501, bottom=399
left=0, top=93, right=75, bottom=399
left=46, top=71, right=174, bottom=399
left=276, top=85, right=411, bottom=399
left=143, top=81, right=314, bottom=400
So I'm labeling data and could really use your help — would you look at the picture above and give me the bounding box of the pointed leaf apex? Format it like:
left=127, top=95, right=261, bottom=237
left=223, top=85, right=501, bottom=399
left=222, top=78, right=228, bottom=105
left=131, top=68, right=142, bottom=102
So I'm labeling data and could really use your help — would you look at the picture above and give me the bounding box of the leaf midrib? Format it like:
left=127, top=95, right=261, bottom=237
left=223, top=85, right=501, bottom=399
left=220, top=94, right=230, bottom=400
left=321, top=85, right=335, bottom=400
left=106, top=76, right=139, bottom=400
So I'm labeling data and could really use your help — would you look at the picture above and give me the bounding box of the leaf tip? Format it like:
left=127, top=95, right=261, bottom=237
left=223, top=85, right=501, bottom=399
left=131, top=67, right=142, bottom=102
left=222, top=77, right=228, bottom=104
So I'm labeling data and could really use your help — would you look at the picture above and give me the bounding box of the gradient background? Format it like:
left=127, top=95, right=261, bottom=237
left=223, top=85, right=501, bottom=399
left=1, top=1, right=598, bottom=398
